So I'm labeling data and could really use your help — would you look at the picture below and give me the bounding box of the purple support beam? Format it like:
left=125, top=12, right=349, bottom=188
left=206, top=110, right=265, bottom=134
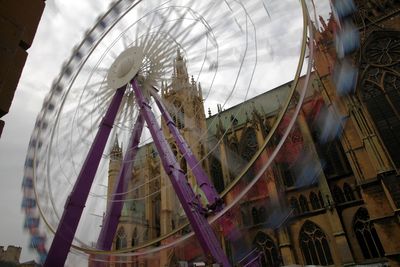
left=44, top=87, right=126, bottom=267
left=150, top=89, right=222, bottom=211
left=96, top=114, right=145, bottom=250
left=131, top=80, right=231, bottom=267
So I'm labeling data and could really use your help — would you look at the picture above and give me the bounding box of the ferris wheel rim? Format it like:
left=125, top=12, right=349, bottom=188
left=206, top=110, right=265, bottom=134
left=22, top=0, right=315, bottom=260
left=79, top=1, right=315, bottom=258
left=82, top=0, right=313, bottom=256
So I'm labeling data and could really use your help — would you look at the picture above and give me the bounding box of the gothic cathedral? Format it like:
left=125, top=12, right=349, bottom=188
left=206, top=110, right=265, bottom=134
left=106, top=2, right=400, bottom=266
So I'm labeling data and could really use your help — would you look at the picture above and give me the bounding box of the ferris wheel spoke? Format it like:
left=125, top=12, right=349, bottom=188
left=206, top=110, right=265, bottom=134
left=25, top=0, right=314, bottom=264
left=78, top=87, right=114, bottom=110
left=67, top=82, right=109, bottom=105
left=122, top=34, right=132, bottom=49
left=142, top=14, right=179, bottom=56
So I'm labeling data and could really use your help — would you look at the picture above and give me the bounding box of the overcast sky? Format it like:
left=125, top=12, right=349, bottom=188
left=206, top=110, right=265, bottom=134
left=0, top=0, right=330, bottom=263
left=0, top=1, right=111, bottom=262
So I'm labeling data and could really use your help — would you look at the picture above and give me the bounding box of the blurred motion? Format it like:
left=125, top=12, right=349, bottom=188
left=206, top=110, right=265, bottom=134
left=19, top=0, right=400, bottom=266
left=332, top=58, right=358, bottom=95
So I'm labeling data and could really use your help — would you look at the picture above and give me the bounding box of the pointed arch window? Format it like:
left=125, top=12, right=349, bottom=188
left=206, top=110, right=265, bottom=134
left=240, top=127, right=259, bottom=162
left=227, top=140, right=240, bottom=180
left=253, top=232, right=280, bottom=267
left=153, top=195, right=161, bottom=237
left=116, top=227, right=127, bottom=250
left=300, top=221, right=334, bottom=266
left=210, top=149, right=225, bottom=193
left=310, top=192, right=322, bottom=210
left=239, top=127, right=258, bottom=182
left=299, top=195, right=310, bottom=213
left=343, top=183, right=355, bottom=202
left=131, top=227, right=138, bottom=247
left=290, top=197, right=300, bottom=215
left=281, top=162, right=295, bottom=187
left=332, top=185, right=345, bottom=204
left=259, top=206, right=267, bottom=223
left=252, top=207, right=259, bottom=225
left=360, top=31, right=400, bottom=168
left=353, top=208, right=385, bottom=259
left=318, top=191, right=325, bottom=208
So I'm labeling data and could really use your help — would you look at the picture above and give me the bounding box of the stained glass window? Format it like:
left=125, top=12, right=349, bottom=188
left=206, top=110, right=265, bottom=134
left=343, top=183, right=355, bottom=202
left=253, top=232, right=281, bottom=267
left=299, top=195, right=310, bottom=213
left=300, top=221, right=334, bottom=266
left=353, top=208, right=385, bottom=259
left=116, top=227, right=127, bottom=249
left=360, top=31, right=400, bottom=168
left=310, top=192, right=322, bottom=210
left=332, top=185, right=346, bottom=204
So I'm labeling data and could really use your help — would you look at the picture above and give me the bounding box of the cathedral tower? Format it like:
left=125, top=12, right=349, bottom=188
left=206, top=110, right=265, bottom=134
left=159, top=49, right=209, bottom=236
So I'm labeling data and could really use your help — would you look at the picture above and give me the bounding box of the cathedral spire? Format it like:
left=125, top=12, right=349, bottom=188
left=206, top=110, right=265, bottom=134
left=174, top=48, right=188, bottom=82
left=110, top=134, right=122, bottom=160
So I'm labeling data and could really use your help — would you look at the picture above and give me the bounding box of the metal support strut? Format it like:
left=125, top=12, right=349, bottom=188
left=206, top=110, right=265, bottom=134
left=131, top=79, right=231, bottom=266
left=45, top=87, right=126, bottom=267
left=150, top=88, right=223, bottom=211
left=96, top=114, right=145, bottom=250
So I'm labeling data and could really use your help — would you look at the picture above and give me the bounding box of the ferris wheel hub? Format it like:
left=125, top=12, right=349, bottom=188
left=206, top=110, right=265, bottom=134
left=107, top=46, right=144, bottom=89
left=116, top=56, right=136, bottom=78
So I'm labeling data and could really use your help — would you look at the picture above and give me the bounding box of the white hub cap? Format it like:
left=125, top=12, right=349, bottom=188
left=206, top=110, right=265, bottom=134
left=107, top=46, right=144, bottom=89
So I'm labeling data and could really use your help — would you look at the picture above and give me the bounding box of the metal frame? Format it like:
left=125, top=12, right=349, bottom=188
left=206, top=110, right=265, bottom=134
left=45, top=79, right=231, bottom=266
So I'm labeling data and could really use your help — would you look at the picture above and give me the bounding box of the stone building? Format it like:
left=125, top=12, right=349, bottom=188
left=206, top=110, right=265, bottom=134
left=104, top=2, right=400, bottom=266
left=0, top=0, right=45, bottom=138
left=0, top=246, right=37, bottom=266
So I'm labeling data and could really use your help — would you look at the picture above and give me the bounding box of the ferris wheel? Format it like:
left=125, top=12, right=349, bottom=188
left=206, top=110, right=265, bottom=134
left=21, top=0, right=359, bottom=266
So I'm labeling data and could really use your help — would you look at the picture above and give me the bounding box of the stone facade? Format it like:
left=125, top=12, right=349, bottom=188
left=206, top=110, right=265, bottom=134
left=104, top=2, right=400, bottom=266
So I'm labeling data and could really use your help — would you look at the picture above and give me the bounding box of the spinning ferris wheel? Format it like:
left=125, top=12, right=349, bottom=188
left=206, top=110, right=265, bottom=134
left=21, top=0, right=359, bottom=266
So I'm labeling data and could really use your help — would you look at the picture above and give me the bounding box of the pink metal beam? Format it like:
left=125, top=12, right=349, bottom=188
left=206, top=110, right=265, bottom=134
left=44, top=87, right=126, bottom=267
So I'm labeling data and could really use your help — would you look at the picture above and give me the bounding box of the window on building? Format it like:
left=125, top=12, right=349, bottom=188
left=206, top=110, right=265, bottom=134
left=240, top=128, right=258, bottom=182
left=253, top=232, right=281, bottom=267
left=353, top=208, right=385, bottom=259
left=210, top=151, right=225, bottom=193
left=178, top=108, right=185, bottom=129
left=240, top=127, right=258, bottom=162
left=116, top=227, right=127, bottom=250
left=131, top=227, right=138, bottom=247
left=281, top=162, right=295, bottom=187
left=319, top=139, right=351, bottom=177
left=290, top=197, right=300, bottom=215
left=259, top=206, right=267, bottom=223
left=310, top=192, right=322, bottom=210
left=360, top=31, right=400, bottom=168
left=299, top=195, right=310, bottom=213
left=318, top=191, right=325, bottom=208
left=343, top=183, right=355, bottom=202
left=332, top=185, right=346, bottom=204
left=299, top=221, right=334, bottom=266
left=252, top=207, right=259, bottom=225
left=227, top=141, right=240, bottom=181
left=153, top=196, right=161, bottom=237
